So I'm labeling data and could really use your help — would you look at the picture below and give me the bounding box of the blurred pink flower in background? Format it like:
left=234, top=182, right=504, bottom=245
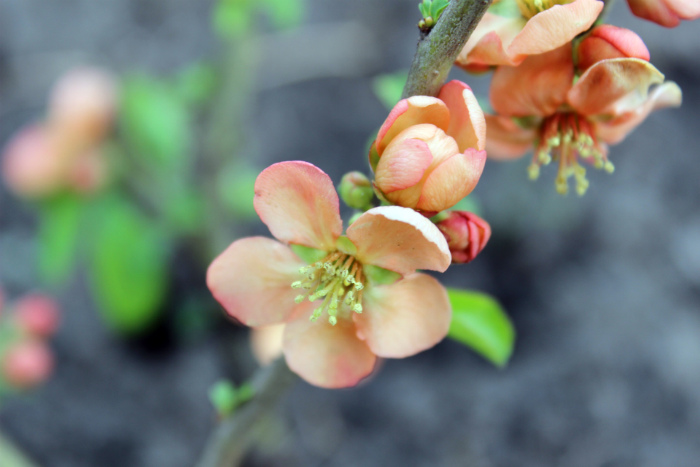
left=626, top=0, right=700, bottom=26
left=2, top=340, right=54, bottom=390
left=14, top=294, right=61, bottom=338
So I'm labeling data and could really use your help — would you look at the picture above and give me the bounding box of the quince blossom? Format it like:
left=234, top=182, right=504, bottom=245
left=455, top=0, right=603, bottom=71
left=484, top=26, right=682, bottom=195
left=436, top=211, right=492, bottom=264
left=208, top=161, right=452, bottom=388
left=626, top=0, right=700, bottom=27
left=369, top=80, right=486, bottom=214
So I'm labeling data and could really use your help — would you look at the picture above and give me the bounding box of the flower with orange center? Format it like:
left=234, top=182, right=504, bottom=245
left=369, top=80, right=487, bottom=214
left=484, top=26, right=682, bottom=195
left=455, top=0, right=603, bottom=71
left=626, top=0, right=700, bottom=27
left=207, top=161, right=453, bottom=388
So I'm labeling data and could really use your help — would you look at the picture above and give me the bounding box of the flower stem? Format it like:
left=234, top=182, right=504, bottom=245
left=402, top=0, right=492, bottom=98
left=195, top=358, right=298, bottom=467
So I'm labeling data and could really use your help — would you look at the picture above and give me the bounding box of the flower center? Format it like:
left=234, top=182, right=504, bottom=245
left=515, top=0, right=572, bottom=18
left=527, top=112, right=614, bottom=196
left=291, top=251, right=365, bottom=326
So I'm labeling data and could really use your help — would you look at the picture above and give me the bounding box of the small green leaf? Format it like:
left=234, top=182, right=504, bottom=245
left=261, top=0, right=305, bottom=29
left=209, top=380, right=239, bottom=417
left=447, top=289, right=515, bottom=367
left=217, top=165, right=258, bottom=219
left=372, top=71, right=408, bottom=110
left=175, top=63, right=218, bottom=106
left=37, top=194, right=84, bottom=286
left=213, top=0, right=253, bottom=37
left=363, top=265, right=401, bottom=285
left=290, top=245, right=327, bottom=264
left=489, top=0, right=522, bottom=17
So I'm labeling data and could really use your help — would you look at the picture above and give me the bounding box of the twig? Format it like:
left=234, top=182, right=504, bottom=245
left=195, top=358, right=298, bottom=467
left=402, top=0, right=492, bottom=98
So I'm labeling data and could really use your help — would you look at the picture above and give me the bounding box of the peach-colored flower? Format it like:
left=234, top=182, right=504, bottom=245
left=436, top=211, right=492, bottom=264
left=14, top=294, right=60, bottom=338
left=484, top=27, right=681, bottom=195
left=626, top=0, right=700, bottom=27
left=208, top=161, right=452, bottom=388
left=370, top=80, right=486, bottom=214
left=455, top=0, right=603, bottom=71
left=1, top=340, right=54, bottom=389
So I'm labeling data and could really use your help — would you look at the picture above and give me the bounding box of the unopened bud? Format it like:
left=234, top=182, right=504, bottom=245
left=2, top=340, right=54, bottom=390
left=338, top=171, right=374, bottom=211
left=436, top=211, right=491, bottom=264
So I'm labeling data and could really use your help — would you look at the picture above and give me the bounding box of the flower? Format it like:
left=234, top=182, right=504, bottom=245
left=626, top=0, right=700, bottom=27
left=370, top=80, right=487, bottom=214
left=436, top=211, right=492, bottom=264
left=1, top=340, right=54, bottom=390
left=484, top=27, right=682, bottom=195
left=208, top=161, right=453, bottom=388
left=455, top=0, right=603, bottom=71
left=13, top=294, right=61, bottom=338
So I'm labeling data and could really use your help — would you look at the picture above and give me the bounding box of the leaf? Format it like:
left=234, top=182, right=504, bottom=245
left=88, top=195, right=170, bottom=335
left=217, top=164, right=258, bottom=219
left=120, top=75, right=191, bottom=168
left=372, top=71, right=408, bottom=110
left=175, top=63, right=219, bottom=106
left=37, top=194, right=84, bottom=286
left=213, top=0, right=253, bottom=37
left=489, top=0, right=522, bottom=18
left=447, top=288, right=515, bottom=367
left=261, top=0, right=305, bottom=29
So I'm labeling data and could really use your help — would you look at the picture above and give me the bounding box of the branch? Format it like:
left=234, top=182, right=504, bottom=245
left=195, top=358, right=298, bottom=467
left=402, top=0, right=492, bottom=98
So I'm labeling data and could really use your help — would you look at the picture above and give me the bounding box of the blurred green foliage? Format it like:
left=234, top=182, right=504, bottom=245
left=372, top=71, right=408, bottom=110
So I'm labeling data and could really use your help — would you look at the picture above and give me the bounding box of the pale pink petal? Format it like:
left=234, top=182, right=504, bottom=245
left=490, top=45, right=575, bottom=117
left=375, top=138, right=433, bottom=193
left=416, top=149, right=486, bottom=213
left=207, top=237, right=305, bottom=327
left=508, top=0, right=604, bottom=58
left=347, top=206, right=451, bottom=275
left=595, top=81, right=682, bottom=144
left=254, top=161, right=342, bottom=251
left=568, top=58, right=665, bottom=117
left=438, top=80, right=487, bottom=152
left=456, top=14, right=525, bottom=69
left=484, top=114, right=537, bottom=159
left=375, top=97, right=450, bottom=155
left=355, top=273, right=451, bottom=358
left=283, top=311, right=376, bottom=388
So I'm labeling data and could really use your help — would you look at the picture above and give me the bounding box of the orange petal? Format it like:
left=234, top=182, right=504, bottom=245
left=568, top=58, right=665, bottom=117
left=455, top=13, right=525, bottom=69
left=283, top=312, right=376, bottom=388
left=438, top=80, right=487, bottom=152
left=355, top=273, right=451, bottom=358
left=347, top=206, right=451, bottom=275
left=576, top=25, right=649, bottom=72
left=374, top=137, right=433, bottom=193
left=484, top=114, right=536, bottom=159
left=254, top=161, right=342, bottom=251
left=375, top=96, right=450, bottom=156
left=508, top=0, right=603, bottom=58
left=595, top=81, right=682, bottom=144
left=416, top=149, right=486, bottom=213
left=490, top=45, right=574, bottom=117
left=627, top=0, right=700, bottom=27
left=207, top=237, right=305, bottom=327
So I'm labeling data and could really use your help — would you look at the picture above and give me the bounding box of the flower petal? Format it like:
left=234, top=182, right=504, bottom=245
left=627, top=0, right=700, bottom=27
left=568, top=58, right=665, bottom=117
left=283, top=311, right=376, bottom=388
left=490, top=45, right=574, bottom=117
left=347, top=206, right=451, bottom=275
left=455, top=13, right=525, bottom=69
left=207, top=237, right=305, bottom=327
left=416, top=149, right=486, bottom=213
left=595, top=81, right=682, bottom=144
left=355, top=273, right=451, bottom=358
left=484, top=114, right=537, bottom=159
left=254, top=161, right=342, bottom=250
left=438, top=80, right=487, bottom=152
left=375, top=137, right=433, bottom=193
left=576, top=25, right=650, bottom=72
left=375, top=97, right=450, bottom=156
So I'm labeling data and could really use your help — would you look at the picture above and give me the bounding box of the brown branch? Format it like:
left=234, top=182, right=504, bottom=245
left=402, top=0, right=492, bottom=98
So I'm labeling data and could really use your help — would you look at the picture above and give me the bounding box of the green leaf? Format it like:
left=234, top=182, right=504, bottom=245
left=209, top=380, right=239, bottom=416
left=447, top=289, right=515, bottom=367
left=37, top=194, right=84, bottom=286
left=372, top=71, right=408, bottom=111
left=489, top=0, right=522, bottom=17
left=88, top=195, right=170, bottom=335
left=175, top=63, right=218, bottom=106
left=213, top=0, right=253, bottom=37
left=120, top=75, right=191, bottom=168
left=217, top=165, right=258, bottom=219
left=261, top=0, right=305, bottom=29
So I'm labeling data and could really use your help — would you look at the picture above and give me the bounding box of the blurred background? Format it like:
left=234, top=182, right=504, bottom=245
left=1, top=0, right=699, bottom=466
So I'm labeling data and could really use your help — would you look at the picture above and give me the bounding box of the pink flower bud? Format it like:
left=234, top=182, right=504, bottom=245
left=577, top=25, right=650, bottom=72
left=2, top=340, right=54, bottom=389
left=436, top=211, right=491, bottom=264
left=14, top=294, right=60, bottom=338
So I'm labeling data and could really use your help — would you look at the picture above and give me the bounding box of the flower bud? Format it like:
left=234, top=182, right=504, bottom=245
left=577, top=25, right=650, bottom=72
left=2, top=340, right=54, bottom=389
left=338, top=171, right=374, bottom=210
left=14, top=294, right=60, bottom=338
left=436, top=211, right=491, bottom=264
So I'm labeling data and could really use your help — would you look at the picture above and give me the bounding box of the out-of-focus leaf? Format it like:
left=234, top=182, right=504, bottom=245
left=451, top=195, right=482, bottom=216
left=209, top=380, right=255, bottom=417
left=213, top=0, right=253, bottom=37
left=261, top=0, right=305, bottom=29
left=120, top=76, right=191, bottom=168
left=37, top=194, right=83, bottom=286
left=447, top=288, right=515, bottom=367
left=89, top=195, right=170, bottom=335
left=175, top=63, right=219, bottom=106
left=372, top=71, right=408, bottom=110
left=217, top=165, right=258, bottom=219
left=489, top=0, right=522, bottom=17
left=164, top=186, right=205, bottom=234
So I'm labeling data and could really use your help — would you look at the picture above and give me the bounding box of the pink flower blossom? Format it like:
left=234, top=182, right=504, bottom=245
left=2, top=340, right=54, bottom=390
left=436, top=211, right=492, bottom=264
left=208, top=161, right=452, bottom=388
left=14, top=294, right=61, bottom=338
